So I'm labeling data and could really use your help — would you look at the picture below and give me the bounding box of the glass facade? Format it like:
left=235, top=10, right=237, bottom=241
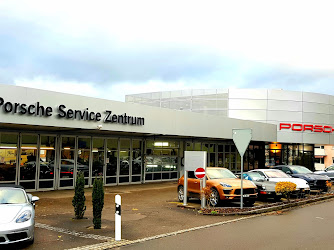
left=265, top=143, right=314, bottom=170
left=186, top=141, right=266, bottom=173
left=145, top=140, right=179, bottom=181
left=0, top=133, right=147, bottom=190
left=1, top=131, right=314, bottom=191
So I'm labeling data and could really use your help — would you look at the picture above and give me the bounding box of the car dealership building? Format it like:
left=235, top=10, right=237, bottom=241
left=0, top=84, right=333, bottom=192
left=126, top=88, right=334, bottom=171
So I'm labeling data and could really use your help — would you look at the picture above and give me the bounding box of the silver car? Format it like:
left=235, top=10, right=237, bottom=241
left=0, top=184, right=39, bottom=245
left=314, top=165, right=334, bottom=181
left=243, top=172, right=283, bottom=201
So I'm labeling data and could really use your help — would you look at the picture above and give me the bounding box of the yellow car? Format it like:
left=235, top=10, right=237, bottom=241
left=178, top=167, right=257, bottom=207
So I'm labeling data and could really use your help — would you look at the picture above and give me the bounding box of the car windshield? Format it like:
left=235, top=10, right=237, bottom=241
left=265, top=171, right=290, bottom=178
left=0, top=188, right=27, bottom=204
left=289, top=166, right=312, bottom=174
left=207, top=168, right=236, bottom=179
left=244, top=172, right=265, bottom=181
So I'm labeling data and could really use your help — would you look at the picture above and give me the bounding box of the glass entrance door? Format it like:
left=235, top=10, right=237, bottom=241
left=38, top=136, right=56, bottom=189
left=0, top=133, right=18, bottom=184
left=19, top=134, right=38, bottom=190
left=59, top=136, right=75, bottom=188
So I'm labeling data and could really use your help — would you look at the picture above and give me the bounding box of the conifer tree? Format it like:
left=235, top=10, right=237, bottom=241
left=92, top=176, right=104, bottom=229
left=72, top=171, right=86, bottom=219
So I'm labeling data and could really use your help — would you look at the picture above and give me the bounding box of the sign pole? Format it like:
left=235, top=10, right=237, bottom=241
left=232, top=129, right=252, bottom=209
left=183, top=170, right=188, bottom=206
left=200, top=179, right=205, bottom=209
left=240, top=158, right=244, bottom=209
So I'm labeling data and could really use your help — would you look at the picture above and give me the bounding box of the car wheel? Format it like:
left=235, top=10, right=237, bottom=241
left=209, top=188, right=220, bottom=207
left=178, top=185, right=185, bottom=202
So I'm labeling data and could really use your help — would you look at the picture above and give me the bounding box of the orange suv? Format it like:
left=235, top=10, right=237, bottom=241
left=178, top=167, right=257, bottom=206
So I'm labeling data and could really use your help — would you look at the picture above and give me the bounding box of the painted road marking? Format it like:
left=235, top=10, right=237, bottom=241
left=68, top=214, right=264, bottom=250
left=35, top=223, right=120, bottom=242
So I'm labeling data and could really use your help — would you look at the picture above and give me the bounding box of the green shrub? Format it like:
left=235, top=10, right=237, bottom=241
left=72, top=171, right=86, bottom=219
left=92, top=176, right=104, bottom=229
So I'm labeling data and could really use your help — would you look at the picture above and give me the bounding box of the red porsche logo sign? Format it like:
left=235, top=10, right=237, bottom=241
left=279, top=123, right=334, bottom=133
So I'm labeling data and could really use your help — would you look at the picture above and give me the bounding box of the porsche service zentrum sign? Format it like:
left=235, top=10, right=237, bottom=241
left=0, top=97, right=145, bottom=126
left=280, top=123, right=334, bottom=133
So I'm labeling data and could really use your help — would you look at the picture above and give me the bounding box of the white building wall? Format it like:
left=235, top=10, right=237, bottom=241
left=126, top=88, right=334, bottom=145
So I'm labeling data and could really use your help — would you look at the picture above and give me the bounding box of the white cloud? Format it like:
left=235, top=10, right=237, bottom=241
left=14, top=77, right=209, bottom=102
left=2, top=0, right=334, bottom=100
left=14, top=77, right=100, bottom=98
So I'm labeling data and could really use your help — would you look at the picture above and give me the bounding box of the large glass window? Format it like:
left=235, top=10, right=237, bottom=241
left=59, top=136, right=75, bottom=188
left=19, top=134, right=38, bottom=189
left=92, top=138, right=104, bottom=178
left=145, top=140, right=178, bottom=181
left=119, top=139, right=130, bottom=183
left=39, top=136, right=56, bottom=189
left=132, top=140, right=142, bottom=183
left=106, top=138, right=118, bottom=184
left=0, top=133, right=18, bottom=183
left=77, top=137, right=90, bottom=185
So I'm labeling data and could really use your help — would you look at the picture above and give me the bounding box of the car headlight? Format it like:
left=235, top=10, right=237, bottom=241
left=220, top=182, right=232, bottom=188
left=16, top=210, right=32, bottom=223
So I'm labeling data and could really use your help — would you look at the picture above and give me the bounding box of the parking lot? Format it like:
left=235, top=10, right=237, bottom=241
left=3, top=181, right=332, bottom=249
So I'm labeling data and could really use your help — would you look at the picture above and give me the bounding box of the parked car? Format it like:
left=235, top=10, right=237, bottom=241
left=249, top=169, right=310, bottom=195
left=177, top=167, right=257, bottom=207
left=20, top=161, right=53, bottom=180
left=49, top=159, right=89, bottom=178
left=273, top=165, right=330, bottom=192
left=314, top=165, right=334, bottom=181
left=242, top=172, right=282, bottom=201
left=0, top=184, right=39, bottom=245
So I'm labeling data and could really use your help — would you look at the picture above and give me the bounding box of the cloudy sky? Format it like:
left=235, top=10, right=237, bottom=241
left=1, top=0, right=334, bottom=101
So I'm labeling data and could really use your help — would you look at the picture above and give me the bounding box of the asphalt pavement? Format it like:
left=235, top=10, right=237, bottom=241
left=3, top=181, right=332, bottom=250
left=120, top=198, right=334, bottom=250
left=14, top=181, right=249, bottom=249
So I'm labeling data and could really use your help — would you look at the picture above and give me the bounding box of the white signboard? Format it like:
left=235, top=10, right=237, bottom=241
left=184, top=151, right=207, bottom=171
left=232, top=129, right=252, bottom=157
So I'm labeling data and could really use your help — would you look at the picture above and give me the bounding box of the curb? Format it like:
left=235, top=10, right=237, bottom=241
left=202, top=194, right=334, bottom=215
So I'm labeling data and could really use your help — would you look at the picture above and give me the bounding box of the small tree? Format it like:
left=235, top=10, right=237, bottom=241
left=92, top=176, right=104, bottom=229
left=72, top=171, right=86, bottom=219
left=275, top=181, right=297, bottom=202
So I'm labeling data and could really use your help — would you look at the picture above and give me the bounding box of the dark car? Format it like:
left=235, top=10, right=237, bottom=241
left=273, top=165, right=330, bottom=192
left=242, top=172, right=282, bottom=201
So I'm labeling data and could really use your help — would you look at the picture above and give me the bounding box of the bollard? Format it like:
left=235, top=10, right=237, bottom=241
left=115, top=194, right=121, bottom=241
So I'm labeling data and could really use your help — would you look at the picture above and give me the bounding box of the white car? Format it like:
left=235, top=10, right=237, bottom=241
left=0, top=184, right=39, bottom=245
left=250, top=169, right=310, bottom=193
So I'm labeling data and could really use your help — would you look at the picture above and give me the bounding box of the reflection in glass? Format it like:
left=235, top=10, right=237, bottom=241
left=20, top=135, right=38, bottom=181
left=145, top=140, right=179, bottom=181
left=119, top=151, right=130, bottom=175
left=132, top=144, right=142, bottom=176
left=39, top=136, right=56, bottom=181
left=77, top=137, right=90, bottom=178
left=59, top=137, right=75, bottom=187
left=0, top=133, right=18, bottom=182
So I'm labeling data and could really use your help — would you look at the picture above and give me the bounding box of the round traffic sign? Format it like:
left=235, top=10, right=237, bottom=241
left=195, top=167, right=206, bottom=179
